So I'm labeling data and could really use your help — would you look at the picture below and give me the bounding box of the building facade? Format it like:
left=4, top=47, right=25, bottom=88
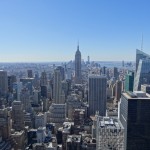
left=96, top=116, right=124, bottom=150
left=12, top=101, right=24, bottom=131
left=53, top=68, right=63, bottom=104
left=119, top=91, right=150, bottom=150
left=125, top=71, right=134, bottom=92
left=0, top=70, right=8, bottom=96
left=75, top=44, right=82, bottom=84
left=115, top=80, right=122, bottom=101
left=88, top=75, right=107, bottom=116
left=134, top=59, right=150, bottom=91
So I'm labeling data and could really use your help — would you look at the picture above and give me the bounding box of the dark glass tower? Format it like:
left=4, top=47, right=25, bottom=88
left=119, top=91, right=150, bottom=150
left=125, top=71, right=134, bottom=92
left=88, top=75, right=107, bottom=116
left=75, top=44, right=81, bottom=84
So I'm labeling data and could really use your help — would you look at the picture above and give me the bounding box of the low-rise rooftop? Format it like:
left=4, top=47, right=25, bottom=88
left=67, top=135, right=81, bottom=143
left=98, top=117, right=124, bottom=129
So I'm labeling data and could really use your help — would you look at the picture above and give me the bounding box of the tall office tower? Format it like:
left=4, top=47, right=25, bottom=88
left=61, top=80, right=69, bottom=98
left=12, top=101, right=24, bottom=131
left=106, top=68, right=110, bottom=79
left=0, top=70, right=8, bottom=96
left=96, top=116, right=124, bottom=150
left=8, top=75, right=16, bottom=93
left=42, top=97, right=49, bottom=112
left=134, top=59, right=150, bottom=91
left=113, top=67, right=118, bottom=79
left=56, top=66, right=65, bottom=80
left=27, top=69, right=33, bottom=78
left=0, top=108, right=11, bottom=139
left=119, top=91, right=150, bottom=150
left=134, top=49, right=150, bottom=91
left=53, top=68, right=64, bottom=104
left=122, top=60, right=125, bottom=67
left=135, top=49, right=150, bottom=72
left=33, top=90, right=39, bottom=104
left=48, top=79, right=53, bottom=99
left=115, top=80, right=122, bottom=101
left=20, top=88, right=31, bottom=113
left=102, top=66, right=107, bottom=76
left=75, top=44, right=82, bottom=84
left=41, top=85, right=47, bottom=98
left=125, top=71, right=134, bottom=92
left=87, top=55, right=90, bottom=64
left=40, top=71, right=47, bottom=86
left=88, top=75, right=107, bottom=116
left=66, top=68, right=72, bottom=80
left=13, top=82, right=23, bottom=101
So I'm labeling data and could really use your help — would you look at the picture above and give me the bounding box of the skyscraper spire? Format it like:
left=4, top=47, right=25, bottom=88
left=141, top=33, right=143, bottom=51
left=77, top=40, right=79, bottom=51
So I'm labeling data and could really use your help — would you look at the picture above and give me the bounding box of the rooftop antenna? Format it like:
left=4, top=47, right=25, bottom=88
left=141, top=33, right=143, bottom=51
left=77, top=40, right=79, bottom=50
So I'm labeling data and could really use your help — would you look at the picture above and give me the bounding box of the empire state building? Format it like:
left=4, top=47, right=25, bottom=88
left=75, top=44, right=82, bottom=84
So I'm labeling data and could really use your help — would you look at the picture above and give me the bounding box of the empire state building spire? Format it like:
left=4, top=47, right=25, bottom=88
left=77, top=41, right=79, bottom=51
left=75, top=43, right=82, bottom=84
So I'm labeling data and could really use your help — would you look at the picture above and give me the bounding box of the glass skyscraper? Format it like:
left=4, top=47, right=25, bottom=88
left=119, top=91, right=150, bottom=150
left=134, top=59, right=150, bottom=91
left=135, top=49, right=150, bottom=72
left=125, top=71, right=134, bottom=92
left=134, top=49, right=150, bottom=91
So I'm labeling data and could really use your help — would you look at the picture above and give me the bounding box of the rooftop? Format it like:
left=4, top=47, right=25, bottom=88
left=11, top=130, right=24, bottom=136
left=67, top=135, right=81, bottom=143
left=123, top=91, right=150, bottom=99
left=98, top=117, right=124, bottom=129
left=141, top=84, right=150, bottom=87
left=89, top=74, right=106, bottom=78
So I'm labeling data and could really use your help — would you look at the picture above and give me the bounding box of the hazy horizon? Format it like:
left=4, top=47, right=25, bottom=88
left=0, top=60, right=134, bottom=63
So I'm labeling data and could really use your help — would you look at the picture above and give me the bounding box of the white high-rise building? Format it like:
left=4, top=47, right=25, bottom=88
left=96, top=116, right=125, bottom=150
left=88, top=75, right=107, bottom=116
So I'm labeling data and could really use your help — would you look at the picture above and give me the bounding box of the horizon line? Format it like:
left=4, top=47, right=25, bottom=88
left=0, top=60, right=135, bottom=63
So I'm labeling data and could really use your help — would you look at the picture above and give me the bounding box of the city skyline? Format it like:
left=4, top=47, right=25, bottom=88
left=1, top=0, right=150, bottom=62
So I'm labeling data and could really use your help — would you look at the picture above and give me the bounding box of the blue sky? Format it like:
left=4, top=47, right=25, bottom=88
left=0, top=0, right=150, bottom=62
